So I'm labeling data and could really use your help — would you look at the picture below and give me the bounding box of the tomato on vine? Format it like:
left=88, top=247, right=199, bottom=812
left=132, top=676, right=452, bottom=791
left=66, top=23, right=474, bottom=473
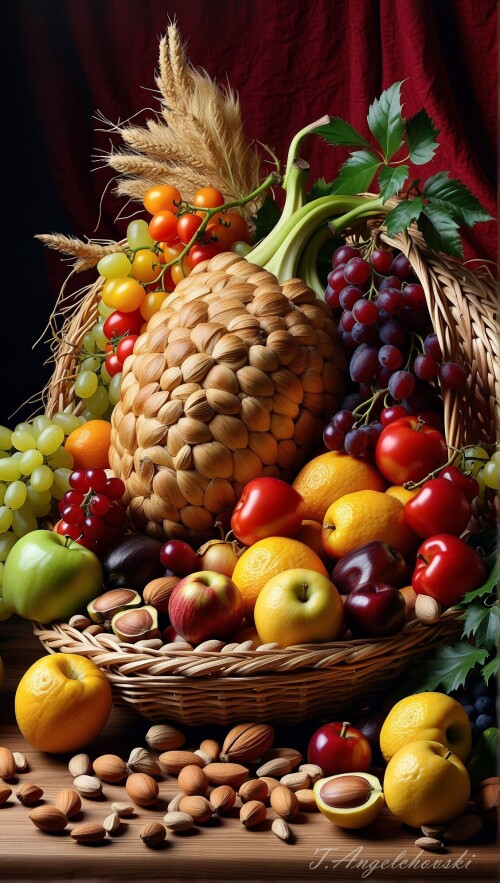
left=103, top=309, right=143, bottom=340
left=177, top=213, right=203, bottom=244
left=187, top=242, right=220, bottom=269
left=104, top=353, right=123, bottom=377
left=207, top=222, right=234, bottom=252
left=192, top=186, right=225, bottom=209
left=116, top=335, right=139, bottom=364
left=143, top=184, right=181, bottom=215
left=148, top=210, right=179, bottom=243
left=130, top=249, right=163, bottom=284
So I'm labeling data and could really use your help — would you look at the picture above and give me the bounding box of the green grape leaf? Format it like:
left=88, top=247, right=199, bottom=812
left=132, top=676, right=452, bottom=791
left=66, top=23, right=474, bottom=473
left=482, top=655, right=500, bottom=684
left=378, top=165, right=409, bottom=202
left=423, top=172, right=493, bottom=226
left=367, top=81, right=406, bottom=161
left=461, top=600, right=500, bottom=651
left=313, top=118, right=372, bottom=149
left=306, top=177, right=334, bottom=201
left=252, top=193, right=282, bottom=242
left=330, top=150, right=382, bottom=195
left=385, top=196, right=423, bottom=236
left=417, top=204, right=463, bottom=257
left=404, top=643, right=489, bottom=694
left=406, top=109, right=440, bottom=165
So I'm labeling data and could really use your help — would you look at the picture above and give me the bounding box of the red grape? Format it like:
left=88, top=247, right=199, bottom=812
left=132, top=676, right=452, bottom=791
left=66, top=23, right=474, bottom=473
left=344, top=257, right=371, bottom=285
left=414, top=353, right=439, bottom=380
left=388, top=370, right=416, bottom=401
left=85, top=468, right=108, bottom=492
left=333, top=245, right=359, bottom=267
left=378, top=344, right=403, bottom=370
left=104, top=477, right=126, bottom=500
left=370, top=248, right=393, bottom=275
left=439, top=362, right=468, bottom=389
left=390, top=254, right=412, bottom=280
left=89, top=494, right=110, bottom=516
left=160, top=540, right=198, bottom=575
left=323, top=422, right=345, bottom=451
left=352, top=299, right=379, bottom=326
left=344, top=429, right=368, bottom=456
left=69, top=470, right=90, bottom=493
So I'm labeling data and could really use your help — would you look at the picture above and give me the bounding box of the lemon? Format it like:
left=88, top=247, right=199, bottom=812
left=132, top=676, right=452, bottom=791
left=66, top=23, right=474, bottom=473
left=292, top=451, right=385, bottom=523
left=380, top=692, right=472, bottom=763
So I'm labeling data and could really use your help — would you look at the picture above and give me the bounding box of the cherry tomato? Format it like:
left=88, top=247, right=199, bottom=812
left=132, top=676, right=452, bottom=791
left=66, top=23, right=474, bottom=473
left=105, top=353, right=123, bottom=377
left=171, top=258, right=191, bottom=285
left=192, top=186, right=225, bottom=209
left=116, top=335, right=138, bottom=365
left=187, top=242, right=219, bottom=269
left=222, top=211, right=252, bottom=244
left=177, top=213, right=203, bottom=244
left=412, top=534, right=487, bottom=607
left=404, top=478, right=472, bottom=538
left=206, top=222, right=235, bottom=252
left=103, top=309, right=143, bottom=340
left=143, top=184, right=181, bottom=215
left=163, top=241, right=185, bottom=263
left=54, top=519, right=81, bottom=540
left=375, top=416, right=448, bottom=485
left=380, top=405, right=408, bottom=427
left=130, top=249, right=163, bottom=284
left=148, top=210, right=179, bottom=243
left=140, top=290, right=167, bottom=321
left=439, top=465, right=479, bottom=503
left=102, top=277, right=145, bottom=312
left=160, top=540, right=199, bottom=576
left=230, top=477, right=305, bottom=546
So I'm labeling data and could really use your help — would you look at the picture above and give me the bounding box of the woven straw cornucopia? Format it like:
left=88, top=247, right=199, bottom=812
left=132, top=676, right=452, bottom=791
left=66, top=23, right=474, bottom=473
left=109, top=252, right=346, bottom=544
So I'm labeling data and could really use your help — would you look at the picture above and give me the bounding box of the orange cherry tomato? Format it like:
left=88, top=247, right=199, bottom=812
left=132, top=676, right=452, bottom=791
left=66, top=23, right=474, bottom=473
left=143, top=185, right=182, bottom=215
left=224, top=211, right=252, bottom=244
left=140, top=290, right=167, bottom=321
left=192, top=187, right=225, bottom=209
left=130, top=249, right=163, bottom=284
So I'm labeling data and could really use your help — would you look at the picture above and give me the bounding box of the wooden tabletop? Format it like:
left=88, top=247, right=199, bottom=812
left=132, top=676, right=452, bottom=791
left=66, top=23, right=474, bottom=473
left=0, top=617, right=497, bottom=882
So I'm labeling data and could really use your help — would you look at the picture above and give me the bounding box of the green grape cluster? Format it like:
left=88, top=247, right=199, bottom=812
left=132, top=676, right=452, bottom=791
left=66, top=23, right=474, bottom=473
left=461, top=445, right=500, bottom=499
left=72, top=298, right=123, bottom=422
left=0, top=413, right=84, bottom=618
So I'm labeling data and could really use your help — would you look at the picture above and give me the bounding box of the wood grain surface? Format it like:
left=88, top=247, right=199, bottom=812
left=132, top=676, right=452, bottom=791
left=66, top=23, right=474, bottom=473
left=0, top=618, right=497, bottom=882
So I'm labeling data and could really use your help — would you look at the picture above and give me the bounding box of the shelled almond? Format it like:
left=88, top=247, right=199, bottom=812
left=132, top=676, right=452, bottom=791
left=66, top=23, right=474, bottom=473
left=177, top=764, right=209, bottom=796
left=93, top=754, right=127, bottom=783
left=0, top=747, right=16, bottom=780
left=55, top=788, right=82, bottom=818
left=159, top=750, right=205, bottom=774
left=126, top=772, right=159, bottom=807
left=71, top=822, right=106, bottom=843
left=209, top=785, right=236, bottom=814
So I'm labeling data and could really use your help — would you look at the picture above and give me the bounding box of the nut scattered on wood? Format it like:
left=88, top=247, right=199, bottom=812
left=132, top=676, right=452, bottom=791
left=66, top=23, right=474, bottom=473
left=0, top=747, right=16, bottom=780
left=178, top=795, right=213, bottom=824
left=93, top=754, right=127, bottom=783
left=209, top=785, right=237, bottom=814
left=145, top=723, right=186, bottom=752
left=199, top=739, right=220, bottom=762
left=271, top=818, right=293, bottom=842
left=295, top=788, right=318, bottom=811
left=415, top=594, right=442, bottom=624
left=220, top=722, right=274, bottom=764
left=103, top=812, right=121, bottom=834
left=270, top=785, right=299, bottom=820
left=70, top=822, right=106, bottom=843
left=111, top=801, right=135, bottom=817
left=193, top=749, right=212, bottom=766
left=29, top=806, right=68, bottom=832
left=140, top=821, right=167, bottom=847
left=12, top=752, right=28, bottom=773
left=159, top=750, right=205, bottom=774
left=258, top=776, right=280, bottom=796
left=68, top=754, right=91, bottom=778
left=239, top=778, right=268, bottom=804
left=162, top=810, right=195, bottom=831
left=127, top=747, right=162, bottom=777
left=256, top=757, right=293, bottom=778
left=414, top=836, right=445, bottom=852
left=298, top=763, right=323, bottom=783
left=474, top=779, right=500, bottom=813
left=443, top=814, right=483, bottom=842
left=167, top=792, right=184, bottom=813
left=126, top=772, right=159, bottom=807
left=73, top=775, right=103, bottom=799
left=280, top=771, right=310, bottom=792
left=16, top=783, right=44, bottom=806
left=420, top=824, right=446, bottom=838
left=0, top=784, right=12, bottom=805
left=55, top=788, right=82, bottom=818
left=203, top=762, right=249, bottom=789
left=240, top=799, right=267, bottom=827
left=178, top=764, right=209, bottom=796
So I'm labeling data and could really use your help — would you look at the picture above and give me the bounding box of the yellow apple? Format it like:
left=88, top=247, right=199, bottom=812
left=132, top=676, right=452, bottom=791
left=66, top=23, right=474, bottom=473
left=254, top=568, right=343, bottom=647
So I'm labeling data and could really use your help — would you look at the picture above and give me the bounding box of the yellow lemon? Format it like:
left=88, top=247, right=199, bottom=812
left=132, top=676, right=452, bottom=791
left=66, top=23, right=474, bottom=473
left=322, top=489, right=417, bottom=559
left=15, top=653, right=112, bottom=754
left=292, top=451, right=385, bottom=523
left=380, top=692, right=472, bottom=763
left=383, top=740, right=470, bottom=828
left=232, top=537, right=328, bottom=621
left=385, top=485, right=419, bottom=505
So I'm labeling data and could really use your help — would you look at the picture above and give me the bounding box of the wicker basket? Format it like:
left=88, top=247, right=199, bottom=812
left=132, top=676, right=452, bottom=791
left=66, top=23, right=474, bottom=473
left=39, top=216, right=497, bottom=725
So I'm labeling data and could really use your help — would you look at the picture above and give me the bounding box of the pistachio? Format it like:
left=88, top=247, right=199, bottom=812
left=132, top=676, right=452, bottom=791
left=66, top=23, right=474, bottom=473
left=12, top=752, right=28, bottom=773
left=111, top=801, right=135, bottom=817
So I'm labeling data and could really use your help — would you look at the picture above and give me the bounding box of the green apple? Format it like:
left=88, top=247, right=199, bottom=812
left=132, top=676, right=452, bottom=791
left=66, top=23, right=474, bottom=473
left=2, top=530, right=103, bottom=624
left=254, top=568, right=344, bottom=647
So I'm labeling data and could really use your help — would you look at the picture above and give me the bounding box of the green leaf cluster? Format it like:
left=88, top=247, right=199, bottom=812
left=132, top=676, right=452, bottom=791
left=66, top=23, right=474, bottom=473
left=311, top=81, right=492, bottom=257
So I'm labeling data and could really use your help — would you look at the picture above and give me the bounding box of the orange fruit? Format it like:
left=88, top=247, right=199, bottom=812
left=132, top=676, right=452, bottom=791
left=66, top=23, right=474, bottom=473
left=64, top=419, right=112, bottom=470
left=232, top=536, right=328, bottom=620
left=15, top=653, right=112, bottom=753
left=292, top=452, right=385, bottom=523
left=386, top=485, right=418, bottom=505
left=322, top=490, right=417, bottom=559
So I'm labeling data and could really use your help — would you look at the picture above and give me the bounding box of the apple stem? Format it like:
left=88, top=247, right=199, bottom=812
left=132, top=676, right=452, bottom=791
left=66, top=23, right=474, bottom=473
left=444, top=750, right=452, bottom=760
left=340, top=722, right=351, bottom=738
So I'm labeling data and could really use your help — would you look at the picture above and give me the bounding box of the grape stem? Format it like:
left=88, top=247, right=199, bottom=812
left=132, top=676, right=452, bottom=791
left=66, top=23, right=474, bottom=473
left=352, top=387, right=388, bottom=426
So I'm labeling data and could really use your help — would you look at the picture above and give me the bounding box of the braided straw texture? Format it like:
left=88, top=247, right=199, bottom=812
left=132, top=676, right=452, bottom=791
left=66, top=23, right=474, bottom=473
left=108, top=251, right=346, bottom=545
left=33, top=610, right=461, bottom=724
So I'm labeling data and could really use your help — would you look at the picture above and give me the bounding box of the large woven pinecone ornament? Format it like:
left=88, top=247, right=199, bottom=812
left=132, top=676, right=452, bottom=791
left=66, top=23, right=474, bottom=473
left=109, top=252, right=346, bottom=545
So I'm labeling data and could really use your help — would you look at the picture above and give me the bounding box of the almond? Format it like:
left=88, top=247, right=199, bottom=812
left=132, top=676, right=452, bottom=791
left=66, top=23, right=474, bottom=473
left=262, top=747, right=302, bottom=769
left=177, top=764, right=209, bottom=796
left=220, top=722, right=274, bottom=764
left=193, top=749, right=212, bottom=766
left=178, top=795, right=213, bottom=823
left=12, top=752, right=28, bottom=773
left=443, top=814, right=483, bottom=842
left=280, top=771, right=310, bottom=792
left=55, top=788, right=82, bottom=818
left=71, top=822, right=106, bottom=843
left=240, top=799, right=267, bottom=827
left=159, top=750, right=205, bottom=774
left=415, top=594, right=442, bottom=624
left=68, top=753, right=91, bottom=778
left=209, top=785, right=236, bottom=814
left=29, top=806, right=68, bottom=832
left=0, top=784, right=12, bottom=806
left=167, top=792, right=184, bottom=813
left=93, top=754, right=127, bottom=783
left=199, top=738, right=220, bottom=762
left=256, top=757, right=293, bottom=778
left=127, top=747, right=162, bottom=776
left=126, top=772, right=159, bottom=807
left=299, top=763, right=323, bottom=783
left=270, top=784, right=299, bottom=820
left=295, top=788, right=318, bottom=811
left=146, top=723, right=186, bottom=752
left=421, top=824, right=446, bottom=838
left=318, top=775, right=372, bottom=808
left=143, top=576, right=179, bottom=613
left=258, top=776, right=280, bottom=796
left=203, top=762, right=249, bottom=788
left=239, top=778, right=268, bottom=804
left=414, top=836, right=444, bottom=852
left=16, top=783, right=44, bottom=806
left=272, top=817, right=292, bottom=842
left=103, top=812, right=121, bottom=834
left=140, top=821, right=166, bottom=846
left=162, top=811, right=195, bottom=831
left=0, top=747, right=16, bottom=780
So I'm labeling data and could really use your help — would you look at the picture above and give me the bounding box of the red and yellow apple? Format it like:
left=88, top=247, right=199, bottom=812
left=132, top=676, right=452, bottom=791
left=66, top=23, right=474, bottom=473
left=168, top=570, right=244, bottom=644
left=253, top=568, right=343, bottom=647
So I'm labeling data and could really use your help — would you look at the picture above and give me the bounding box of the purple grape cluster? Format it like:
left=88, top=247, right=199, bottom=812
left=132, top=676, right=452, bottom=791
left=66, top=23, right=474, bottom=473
left=450, top=678, right=498, bottom=746
left=322, top=244, right=467, bottom=456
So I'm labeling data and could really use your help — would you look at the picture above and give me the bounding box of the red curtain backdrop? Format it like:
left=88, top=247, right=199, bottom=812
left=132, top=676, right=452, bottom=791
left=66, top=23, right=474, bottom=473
left=4, top=0, right=497, bottom=421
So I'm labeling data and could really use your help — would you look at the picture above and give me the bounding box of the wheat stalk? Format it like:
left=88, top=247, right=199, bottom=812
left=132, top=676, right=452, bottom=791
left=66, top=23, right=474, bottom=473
left=36, top=233, right=123, bottom=272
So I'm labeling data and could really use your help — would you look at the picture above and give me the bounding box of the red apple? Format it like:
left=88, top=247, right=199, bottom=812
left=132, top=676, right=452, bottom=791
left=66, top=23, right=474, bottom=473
left=344, top=582, right=406, bottom=638
left=307, top=721, right=372, bottom=776
left=168, top=570, right=244, bottom=644
left=330, top=541, right=408, bottom=595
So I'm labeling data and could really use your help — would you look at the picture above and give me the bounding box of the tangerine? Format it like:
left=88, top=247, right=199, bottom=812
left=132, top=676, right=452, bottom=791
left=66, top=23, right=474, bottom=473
left=232, top=536, right=328, bottom=620
left=64, top=419, right=112, bottom=470
left=322, top=489, right=417, bottom=558
left=292, top=452, right=385, bottom=523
